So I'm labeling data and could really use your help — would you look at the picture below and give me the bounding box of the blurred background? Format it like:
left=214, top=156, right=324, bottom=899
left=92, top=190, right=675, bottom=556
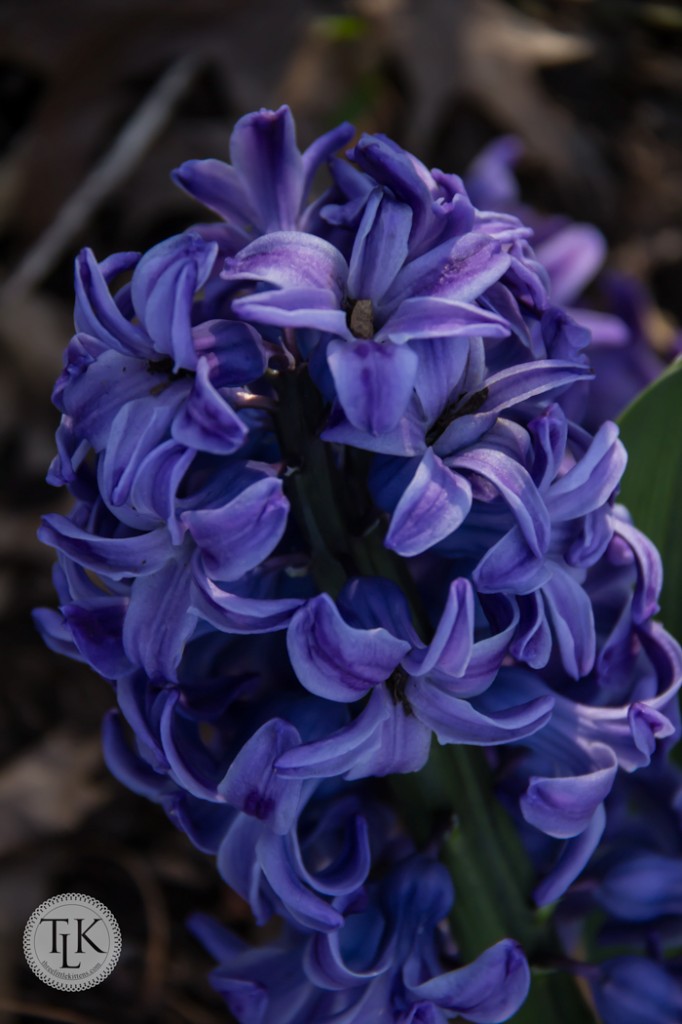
left=0, top=0, right=680, bottom=1020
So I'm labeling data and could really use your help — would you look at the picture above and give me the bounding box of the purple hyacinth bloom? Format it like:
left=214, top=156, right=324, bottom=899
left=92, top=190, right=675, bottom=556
left=35, top=104, right=682, bottom=1023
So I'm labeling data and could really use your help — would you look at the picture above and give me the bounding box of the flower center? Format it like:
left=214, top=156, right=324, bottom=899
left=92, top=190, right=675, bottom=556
left=346, top=298, right=375, bottom=340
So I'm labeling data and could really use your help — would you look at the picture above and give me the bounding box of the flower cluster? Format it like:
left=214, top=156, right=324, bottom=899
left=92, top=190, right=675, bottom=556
left=36, top=106, right=682, bottom=1022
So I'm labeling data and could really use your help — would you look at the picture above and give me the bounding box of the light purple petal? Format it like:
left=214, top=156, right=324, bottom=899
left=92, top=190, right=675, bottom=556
left=98, top=392, right=186, bottom=513
left=60, top=349, right=164, bottom=454
left=348, top=189, right=412, bottom=304
left=534, top=804, right=606, bottom=906
left=409, top=680, right=554, bottom=746
left=223, top=231, right=348, bottom=296
left=377, top=297, right=510, bottom=344
left=229, top=106, right=304, bottom=232
left=452, top=448, right=550, bottom=556
left=190, top=575, right=303, bottom=634
left=171, top=158, right=256, bottom=231
left=122, top=557, right=196, bottom=680
left=481, top=360, right=593, bottom=416
left=321, top=403, right=427, bottom=456
left=74, top=249, right=148, bottom=356
left=385, top=451, right=472, bottom=557
left=406, top=939, right=530, bottom=1024
left=474, top=527, right=551, bottom=596
left=172, top=357, right=248, bottom=454
left=278, top=685, right=430, bottom=781
left=404, top=578, right=474, bottom=678
left=38, top=514, right=171, bottom=580
left=547, top=421, right=626, bottom=521
left=131, top=233, right=218, bottom=371
left=275, top=690, right=386, bottom=779
left=384, top=235, right=511, bottom=310
left=327, top=339, right=418, bottom=435
left=542, top=568, right=596, bottom=679
left=126, top=440, right=196, bottom=540
left=232, top=286, right=351, bottom=337
left=536, top=223, right=606, bottom=305
left=287, top=594, right=411, bottom=702
left=183, top=477, right=288, bottom=582
left=520, top=749, right=616, bottom=839
left=509, top=593, right=552, bottom=669
left=412, top=337, right=471, bottom=424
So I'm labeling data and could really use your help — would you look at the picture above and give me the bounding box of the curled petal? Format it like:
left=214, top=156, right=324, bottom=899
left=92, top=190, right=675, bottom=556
left=220, top=719, right=303, bottom=835
left=474, top=527, right=551, bottom=596
left=102, top=710, right=175, bottom=802
left=548, top=421, right=627, bottom=522
left=191, top=576, right=304, bottom=634
left=131, top=233, right=218, bottom=371
left=481, top=360, right=593, bottom=417
left=385, top=452, right=472, bottom=557
left=61, top=600, right=129, bottom=679
left=542, top=568, right=596, bottom=680
left=405, top=939, right=531, bottom=1024
left=183, top=477, right=289, bottom=582
left=276, top=686, right=430, bottom=781
left=171, top=158, right=256, bottom=234
left=452, top=448, right=550, bottom=557
left=534, top=804, right=607, bottom=907
left=384, top=235, right=511, bottom=309
left=521, top=748, right=616, bottom=839
left=408, top=680, right=554, bottom=746
left=535, top=223, right=606, bottom=305
left=172, top=357, right=248, bottom=455
left=404, top=577, right=474, bottom=678
left=257, top=831, right=345, bottom=932
left=74, top=249, right=147, bottom=356
left=287, top=594, right=411, bottom=702
left=612, top=514, right=662, bottom=623
left=38, top=514, right=171, bottom=581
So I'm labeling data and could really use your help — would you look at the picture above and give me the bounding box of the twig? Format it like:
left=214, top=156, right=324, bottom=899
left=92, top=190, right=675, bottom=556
left=1, top=53, right=201, bottom=298
left=118, top=851, right=170, bottom=1012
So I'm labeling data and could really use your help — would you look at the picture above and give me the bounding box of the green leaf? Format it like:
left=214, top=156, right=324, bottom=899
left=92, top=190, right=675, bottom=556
left=617, top=358, right=682, bottom=643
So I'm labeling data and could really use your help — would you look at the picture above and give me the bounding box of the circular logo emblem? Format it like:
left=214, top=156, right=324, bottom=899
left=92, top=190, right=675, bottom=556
left=23, top=893, right=121, bottom=991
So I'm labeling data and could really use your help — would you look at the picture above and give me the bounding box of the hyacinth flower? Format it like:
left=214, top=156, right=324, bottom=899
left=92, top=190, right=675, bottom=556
left=465, top=136, right=676, bottom=429
left=35, top=105, right=682, bottom=1023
